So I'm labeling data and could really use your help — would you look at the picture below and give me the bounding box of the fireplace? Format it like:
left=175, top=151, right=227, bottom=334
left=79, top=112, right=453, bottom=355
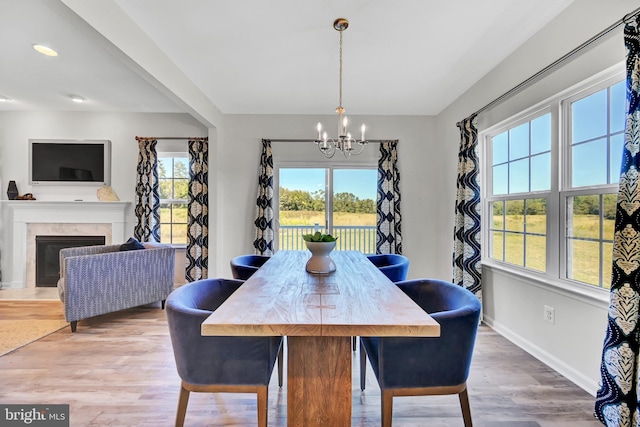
left=35, top=235, right=106, bottom=287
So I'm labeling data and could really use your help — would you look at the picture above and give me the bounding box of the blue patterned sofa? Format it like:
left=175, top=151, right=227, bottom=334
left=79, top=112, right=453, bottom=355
left=57, top=243, right=176, bottom=332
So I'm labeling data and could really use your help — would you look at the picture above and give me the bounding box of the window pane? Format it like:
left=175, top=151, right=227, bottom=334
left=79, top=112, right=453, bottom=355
left=159, top=178, right=172, bottom=199
left=492, top=231, right=504, bottom=261
left=525, top=199, right=546, bottom=234
left=509, top=123, right=530, bottom=160
left=505, top=232, right=524, bottom=266
left=568, top=240, right=600, bottom=286
left=610, top=133, right=624, bottom=184
left=158, top=158, right=173, bottom=178
left=610, top=81, right=626, bottom=133
left=572, top=89, right=607, bottom=142
left=531, top=153, right=550, bottom=191
left=174, top=158, right=189, bottom=178
left=160, top=223, right=172, bottom=242
left=526, top=235, right=546, bottom=272
left=491, top=201, right=504, bottom=229
left=569, top=195, right=600, bottom=239
left=572, top=138, right=607, bottom=187
left=172, top=203, right=187, bottom=223
left=175, top=178, right=189, bottom=199
left=531, top=113, right=551, bottom=155
left=505, top=200, right=524, bottom=232
left=172, top=225, right=188, bottom=245
left=493, top=164, right=508, bottom=195
left=160, top=202, right=172, bottom=224
left=509, top=158, right=529, bottom=193
left=493, top=132, right=508, bottom=165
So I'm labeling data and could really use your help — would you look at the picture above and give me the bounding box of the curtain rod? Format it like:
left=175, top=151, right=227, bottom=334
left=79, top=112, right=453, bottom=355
left=472, top=6, right=640, bottom=118
left=135, top=136, right=207, bottom=141
left=266, top=138, right=392, bottom=143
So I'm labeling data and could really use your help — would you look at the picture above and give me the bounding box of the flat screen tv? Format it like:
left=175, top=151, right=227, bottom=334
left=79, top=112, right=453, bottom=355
left=29, top=139, right=111, bottom=185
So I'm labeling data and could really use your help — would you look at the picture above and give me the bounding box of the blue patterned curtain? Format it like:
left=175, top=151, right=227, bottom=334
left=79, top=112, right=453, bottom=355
left=595, top=14, right=640, bottom=426
left=134, top=137, right=160, bottom=242
left=453, top=115, right=482, bottom=299
left=253, top=139, right=274, bottom=255
left=186, top=138, right=209, bottom=282
left=376, top=140, right=402, bottom=254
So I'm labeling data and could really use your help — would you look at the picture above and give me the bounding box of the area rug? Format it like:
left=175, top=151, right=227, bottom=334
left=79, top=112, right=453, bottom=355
left=0, top=319, right=68, bottom=356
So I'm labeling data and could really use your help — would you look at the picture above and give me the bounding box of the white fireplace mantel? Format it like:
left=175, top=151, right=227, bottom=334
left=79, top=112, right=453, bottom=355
left=0, top=200, right=131, bottom=289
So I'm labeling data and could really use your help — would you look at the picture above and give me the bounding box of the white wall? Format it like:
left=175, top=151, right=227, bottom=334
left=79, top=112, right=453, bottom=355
left=435, top=0, right=635, bottom=394
left=216, top=114, right=439, bottom=279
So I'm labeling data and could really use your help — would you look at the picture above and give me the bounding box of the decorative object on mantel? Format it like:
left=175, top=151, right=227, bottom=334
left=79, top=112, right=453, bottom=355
left=15, top=193, right=36, bottom=200
left=303, top=232, right=337, bottom=274
left=314, top=18, right=369, bottom=159
left=97, top=185, right=120, bottom=201
left=6, top=180, right=18, bottom=200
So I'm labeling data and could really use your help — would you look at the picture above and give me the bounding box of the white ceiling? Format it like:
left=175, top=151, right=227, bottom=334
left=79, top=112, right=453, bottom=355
left=0, top=0, right=575, bottom=116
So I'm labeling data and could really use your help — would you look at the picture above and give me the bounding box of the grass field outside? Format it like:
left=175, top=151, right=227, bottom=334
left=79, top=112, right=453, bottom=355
left=491, top=214, right=614, bottom=288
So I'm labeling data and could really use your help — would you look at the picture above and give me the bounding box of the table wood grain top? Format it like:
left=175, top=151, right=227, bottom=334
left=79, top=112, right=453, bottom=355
left=202, top=250, right=440, bottom=338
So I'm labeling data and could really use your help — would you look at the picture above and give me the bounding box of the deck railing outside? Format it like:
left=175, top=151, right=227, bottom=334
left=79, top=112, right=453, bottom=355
left=278, top=223, right=377, bottom=254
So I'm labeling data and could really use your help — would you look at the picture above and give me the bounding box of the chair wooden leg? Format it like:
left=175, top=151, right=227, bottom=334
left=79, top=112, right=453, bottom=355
left=381, top=389, right=393, bottom=427
left=257, top=385, right=268, bottom=427
left=70, top=321, right=77, bottom=332
left=277, top=343, right=284, bottom=387
left=359, top=340, right=367, bottom=391
left=175, top=383, right=190, bottom=427
left=459, top=386, right=473, bottom=427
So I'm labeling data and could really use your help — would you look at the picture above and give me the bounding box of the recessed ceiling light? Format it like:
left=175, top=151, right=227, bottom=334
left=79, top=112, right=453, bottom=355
left=33, top=44, right=58, bottom=57
left=0, top=96, right=11, bottom=102
left=69, top=95, right=85, bottom=103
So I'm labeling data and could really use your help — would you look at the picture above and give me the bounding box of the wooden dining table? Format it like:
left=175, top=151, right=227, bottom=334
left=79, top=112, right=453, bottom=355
left=202, top=250, right=440, bottom=427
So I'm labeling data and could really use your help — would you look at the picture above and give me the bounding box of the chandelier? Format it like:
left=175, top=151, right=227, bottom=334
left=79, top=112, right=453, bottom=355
left=315, top=18, right=368, bottom=159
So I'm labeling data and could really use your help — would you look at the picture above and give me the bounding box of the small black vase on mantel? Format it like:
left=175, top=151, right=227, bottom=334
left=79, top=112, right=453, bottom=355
left=6, top=180, right=18, bottom=200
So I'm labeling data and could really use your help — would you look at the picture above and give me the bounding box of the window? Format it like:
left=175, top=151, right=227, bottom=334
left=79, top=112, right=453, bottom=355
left=488, top=113, right=551, bottom=272
left=483, top=70, right=625, bottom=290
left=158, top=154, right=189, bottom=245
left=563, top=79, right=625, bottom=288
left=276, top=167, right=377, bottom=253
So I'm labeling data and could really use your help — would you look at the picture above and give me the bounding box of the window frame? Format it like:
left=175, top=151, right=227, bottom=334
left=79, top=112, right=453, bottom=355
left=157, top=151, right=189, bottom=247
left=480, top=64, right=625, bottom=297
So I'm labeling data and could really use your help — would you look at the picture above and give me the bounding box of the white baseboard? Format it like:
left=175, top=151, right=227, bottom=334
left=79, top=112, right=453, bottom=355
left=482, top=315, right=599, bottom=397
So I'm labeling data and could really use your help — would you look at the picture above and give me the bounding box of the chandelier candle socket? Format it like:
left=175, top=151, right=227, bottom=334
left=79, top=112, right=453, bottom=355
left=314, top=18, right=368, bottom=159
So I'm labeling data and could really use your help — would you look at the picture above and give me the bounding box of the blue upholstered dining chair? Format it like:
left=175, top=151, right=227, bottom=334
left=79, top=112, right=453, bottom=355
left=230, top=254, right=271, bottom=280
left=360, top=278, right=481, bottom=427
left=366, top=254, right=410, bottom=282
left=166, top=278, right=283, bottom=427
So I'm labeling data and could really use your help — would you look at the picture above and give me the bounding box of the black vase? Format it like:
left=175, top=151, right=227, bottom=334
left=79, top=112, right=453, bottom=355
left=7, top=180, right=18, bottom=200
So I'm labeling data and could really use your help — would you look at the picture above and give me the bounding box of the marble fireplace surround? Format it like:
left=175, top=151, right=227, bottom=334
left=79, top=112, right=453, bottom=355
left=1, top=201, right=130, bottom=289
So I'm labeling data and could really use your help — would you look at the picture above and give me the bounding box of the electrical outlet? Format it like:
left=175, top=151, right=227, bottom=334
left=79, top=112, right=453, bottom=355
left=544, top=305, right=555, bottom=324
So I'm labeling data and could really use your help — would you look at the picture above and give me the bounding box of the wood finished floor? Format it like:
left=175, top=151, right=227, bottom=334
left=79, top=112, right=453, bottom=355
left=0, top=301, right=600, bottom=427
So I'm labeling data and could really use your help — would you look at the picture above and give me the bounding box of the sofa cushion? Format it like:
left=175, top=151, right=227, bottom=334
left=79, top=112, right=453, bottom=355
left=119, top=237, right=145, bottom=251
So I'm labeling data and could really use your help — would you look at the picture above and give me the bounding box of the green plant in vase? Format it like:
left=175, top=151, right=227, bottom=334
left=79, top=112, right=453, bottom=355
left=302, top=232, right=337, bottom=243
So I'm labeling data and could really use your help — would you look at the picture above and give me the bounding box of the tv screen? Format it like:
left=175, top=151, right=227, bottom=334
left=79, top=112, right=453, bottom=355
left=29, top=139, right=111, bottom=185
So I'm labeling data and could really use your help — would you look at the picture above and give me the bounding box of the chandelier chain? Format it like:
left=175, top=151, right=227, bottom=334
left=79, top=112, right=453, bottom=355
left=338, top=29, right=343, bottom=111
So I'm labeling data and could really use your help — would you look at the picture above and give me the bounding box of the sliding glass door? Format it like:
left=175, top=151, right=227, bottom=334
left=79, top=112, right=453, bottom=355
left=277, top=166, right=376, bottom=253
